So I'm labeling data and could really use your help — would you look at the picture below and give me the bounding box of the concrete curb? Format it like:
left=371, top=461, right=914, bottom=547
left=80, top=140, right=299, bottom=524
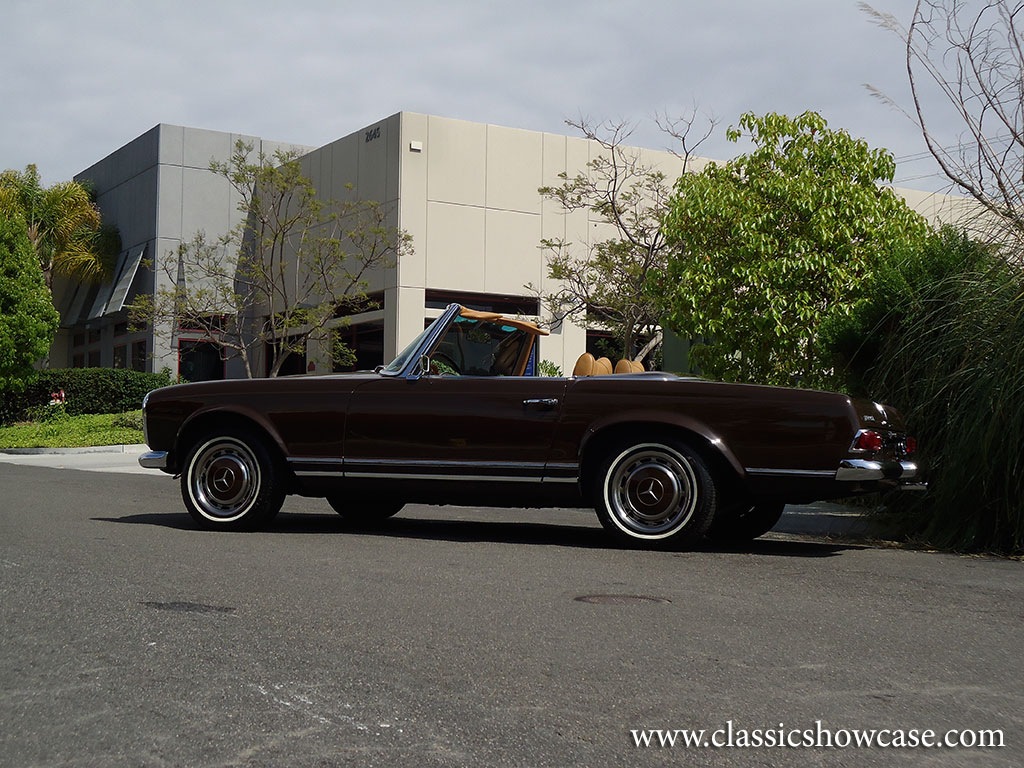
left=0, top=444, right=147, bottom=456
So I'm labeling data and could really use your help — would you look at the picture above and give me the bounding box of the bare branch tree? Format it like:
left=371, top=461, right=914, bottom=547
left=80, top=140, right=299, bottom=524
left=533, top=108, right=717, bottom=364
left=864, top=0, right=1024, bottom=247
left=131, top=140, right=411, bottom=378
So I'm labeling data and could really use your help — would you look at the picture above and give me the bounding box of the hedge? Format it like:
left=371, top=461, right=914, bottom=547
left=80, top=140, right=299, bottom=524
left=0, top=368, right=176, bottom=425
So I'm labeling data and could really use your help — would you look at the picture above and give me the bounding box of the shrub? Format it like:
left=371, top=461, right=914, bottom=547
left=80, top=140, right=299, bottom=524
left=824, top=228, right=1024, bottom=554
left=0, top=367, right=175, bottom=425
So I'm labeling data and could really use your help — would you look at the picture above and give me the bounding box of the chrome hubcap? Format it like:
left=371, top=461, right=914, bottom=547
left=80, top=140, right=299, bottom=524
left=189, top=438, right=260, bottom=521
left=606, top=445, right=698, bottom=537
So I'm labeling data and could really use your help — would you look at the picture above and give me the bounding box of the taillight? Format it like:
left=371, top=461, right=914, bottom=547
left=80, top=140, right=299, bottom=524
left=904, top=437, right=917, bottom=455
left=853, top=430, right=884, bottom=451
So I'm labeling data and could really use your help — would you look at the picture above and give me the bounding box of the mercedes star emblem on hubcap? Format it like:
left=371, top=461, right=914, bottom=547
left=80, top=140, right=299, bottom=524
left=213, top=467, right=235, bottom=493
left=638, top=477, right=664, bottom=505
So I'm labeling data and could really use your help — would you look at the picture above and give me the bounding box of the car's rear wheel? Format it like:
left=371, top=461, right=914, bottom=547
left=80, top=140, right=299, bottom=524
left=594, top=439, right=717, bottom=547
left=181, top=428, right=285, bottom=530
left=326, top=495, right=404, bottom=522
left=707, top=502, right=785, bottom=543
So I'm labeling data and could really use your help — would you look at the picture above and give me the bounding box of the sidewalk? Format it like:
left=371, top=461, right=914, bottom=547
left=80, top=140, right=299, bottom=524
left=0, top=444, right=154, bottom=475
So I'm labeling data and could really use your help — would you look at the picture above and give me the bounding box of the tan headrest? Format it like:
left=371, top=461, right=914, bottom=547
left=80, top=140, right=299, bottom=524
left=594, top=357, right=613, bottom=375
left=631, top=360, right=644, bottom=373
left=614, top=359, right=633, bottom=374
left=573, top=353, right=595, bottom=377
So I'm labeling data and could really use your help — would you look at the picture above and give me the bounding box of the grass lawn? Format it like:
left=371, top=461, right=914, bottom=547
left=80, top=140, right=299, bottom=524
left=0, top=411, right=144, bottom=449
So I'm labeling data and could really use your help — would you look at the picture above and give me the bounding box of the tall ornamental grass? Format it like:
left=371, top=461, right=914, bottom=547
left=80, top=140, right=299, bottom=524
left=834, top=230, right=1024, bottom=554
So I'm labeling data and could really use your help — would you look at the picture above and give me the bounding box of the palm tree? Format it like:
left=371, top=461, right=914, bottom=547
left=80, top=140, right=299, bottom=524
left=0, top=164, right=119, bottom=290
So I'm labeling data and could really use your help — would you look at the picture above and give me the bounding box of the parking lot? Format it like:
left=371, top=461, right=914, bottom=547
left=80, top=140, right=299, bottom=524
left=1, top=457, right=1021, bottom=766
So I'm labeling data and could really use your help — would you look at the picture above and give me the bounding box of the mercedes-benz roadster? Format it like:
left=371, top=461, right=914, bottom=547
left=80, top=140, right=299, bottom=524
left=139, top=303, right=925, bottom=546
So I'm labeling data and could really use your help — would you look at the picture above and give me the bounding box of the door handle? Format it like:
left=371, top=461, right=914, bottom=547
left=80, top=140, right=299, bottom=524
left=523, top=398, right=559, bottom=409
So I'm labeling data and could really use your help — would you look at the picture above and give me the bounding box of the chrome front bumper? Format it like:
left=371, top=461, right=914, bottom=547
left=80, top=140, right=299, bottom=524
left=837, top=459, right=927, bottom=491
left=138, top=450, right=169, bottom=469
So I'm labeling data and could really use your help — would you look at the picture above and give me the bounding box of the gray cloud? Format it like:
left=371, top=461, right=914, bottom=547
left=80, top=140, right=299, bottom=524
left=1, top=0, right=945, bottom=190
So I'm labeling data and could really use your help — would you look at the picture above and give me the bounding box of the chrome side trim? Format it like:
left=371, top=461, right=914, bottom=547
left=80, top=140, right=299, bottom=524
left=288, top=456, right=579, bottom=483
left=347, top=472, right=545, bottom=483
left=343, top=458, right=550, bottom=470
left=745, top=467, right=837, bottom=478
left=138, top=450, right=168, bottom=469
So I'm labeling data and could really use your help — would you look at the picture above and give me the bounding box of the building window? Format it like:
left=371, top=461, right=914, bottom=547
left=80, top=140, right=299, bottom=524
left=73, top=332, right=85, bottom=348
left=424, top=290, right=539, bottom=316
left=113, top=321, right=128, bottom=337
left=72, top=353, right=85, bottom=368
left=333, top=322, right=385, bottom=372
left=87, top=328, right=101, bottom=345
left=87, top=349, right=101, bottom=367
left=113, top=345, right=127, bottom=369
left=179, top=340, right=224, bottom=382
left=131, top=340, right=147, bottom=372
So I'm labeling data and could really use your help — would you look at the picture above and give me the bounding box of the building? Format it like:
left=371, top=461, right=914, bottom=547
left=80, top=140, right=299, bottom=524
left=55, top=112, right=978, bottom=380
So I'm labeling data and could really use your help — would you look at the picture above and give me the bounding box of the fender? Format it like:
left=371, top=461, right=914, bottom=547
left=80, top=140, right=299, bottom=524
left=177, top=403, right=290, bottom=459
left=578, top=408, right=747, bottom=480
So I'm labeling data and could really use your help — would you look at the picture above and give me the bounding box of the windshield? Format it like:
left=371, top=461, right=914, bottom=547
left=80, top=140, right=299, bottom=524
left=381, top=314, right=446, bottom=374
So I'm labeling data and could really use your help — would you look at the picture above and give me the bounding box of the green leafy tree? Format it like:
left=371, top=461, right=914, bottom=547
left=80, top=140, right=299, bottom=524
left=658, top=111, right=930, bottom=388
left=0, top=164, right=119, bottom=289
left=0, top=215, right=61, bottom=392
left=131, top=140, right=411, bottom=378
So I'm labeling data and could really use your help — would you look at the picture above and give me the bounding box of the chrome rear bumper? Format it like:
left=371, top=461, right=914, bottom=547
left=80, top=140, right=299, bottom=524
left=837, top=459, right=927, bottom=491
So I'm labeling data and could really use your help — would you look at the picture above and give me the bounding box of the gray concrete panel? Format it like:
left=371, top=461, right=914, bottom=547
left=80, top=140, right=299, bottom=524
left=182, top=127, right=232, bottom=171
left=358, top=118, right=389, bottom=204
left=156, top=164, right=183, bottom=241
left=181, top=167, right=232, bottom=241
left=157, top=124, right=184, bottom=167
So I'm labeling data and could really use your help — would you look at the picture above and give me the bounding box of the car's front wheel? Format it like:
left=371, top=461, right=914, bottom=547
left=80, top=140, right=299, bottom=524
left=595, top=439, right=717, bottom=547
left=181, top=428, right=285, bottom=530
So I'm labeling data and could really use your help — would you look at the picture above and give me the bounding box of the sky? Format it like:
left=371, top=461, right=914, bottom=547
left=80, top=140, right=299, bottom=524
left=1, top=0, right=951, bottom=192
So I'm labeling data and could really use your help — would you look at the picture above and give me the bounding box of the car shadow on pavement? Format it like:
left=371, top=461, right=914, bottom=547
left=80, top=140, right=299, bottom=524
left=94, top=511, right=861, bottom=558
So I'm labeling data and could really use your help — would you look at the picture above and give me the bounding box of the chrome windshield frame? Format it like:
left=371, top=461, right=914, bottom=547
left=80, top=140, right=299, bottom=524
left=379, top=303, right=462, bottom=379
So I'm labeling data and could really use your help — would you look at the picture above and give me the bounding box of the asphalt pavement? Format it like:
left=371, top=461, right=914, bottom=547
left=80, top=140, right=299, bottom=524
left=1, top=454, right=1021, bottom=767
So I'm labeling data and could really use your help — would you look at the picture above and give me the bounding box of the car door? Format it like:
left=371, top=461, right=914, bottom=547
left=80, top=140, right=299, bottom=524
left=342, top=374, right=572, bottom=483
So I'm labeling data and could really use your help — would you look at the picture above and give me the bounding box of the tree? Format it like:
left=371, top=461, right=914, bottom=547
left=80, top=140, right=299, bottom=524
left=0, top=164, right=119, bottom=290
left=131, top=140, right=411, bottom=378
left=863, top=0, right=1024, bottom=248
left=658, top=111, right=930, bottom=389
left=0, top=214, right=61, bottom=392
left=535, top=112, right=715, bottom=364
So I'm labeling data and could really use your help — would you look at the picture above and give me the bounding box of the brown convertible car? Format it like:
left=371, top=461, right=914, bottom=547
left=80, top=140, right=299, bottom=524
left=139, top=303, right=925, bottom=546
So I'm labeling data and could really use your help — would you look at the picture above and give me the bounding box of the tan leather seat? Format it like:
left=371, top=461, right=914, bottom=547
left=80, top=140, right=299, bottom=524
left=614, top=359, right=633, bottom=374
left=631, top=360, right=645, bottom=373
left=573, top=353, right=596, bottom=377
left=594, top=357, right=613, bottom=375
